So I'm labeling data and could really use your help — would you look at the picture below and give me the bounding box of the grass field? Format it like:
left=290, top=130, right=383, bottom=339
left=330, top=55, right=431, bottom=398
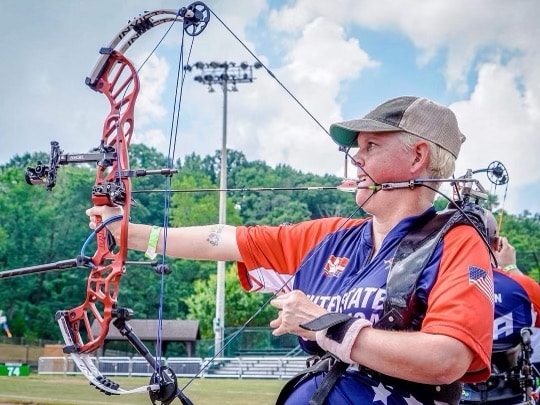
left=0, top=375, right=286, bottom=405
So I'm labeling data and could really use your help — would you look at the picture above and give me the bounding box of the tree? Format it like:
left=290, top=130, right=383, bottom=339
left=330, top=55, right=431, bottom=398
left=497, top=210, right=540, bottom=278
left=0, top=163, right=94, bottom=340
left=169, top=168, right=242, bottom=227
left=184, top=264, right=276, bottom=339
left=128, top=143, right=175, bottom=225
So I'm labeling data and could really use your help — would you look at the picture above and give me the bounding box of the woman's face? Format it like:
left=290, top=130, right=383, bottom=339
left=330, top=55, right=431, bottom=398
left=351, top=132, right=416, bottom=209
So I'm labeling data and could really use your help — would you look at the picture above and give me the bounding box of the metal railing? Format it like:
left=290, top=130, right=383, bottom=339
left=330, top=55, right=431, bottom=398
left=37, top=356, right=308, bottom=379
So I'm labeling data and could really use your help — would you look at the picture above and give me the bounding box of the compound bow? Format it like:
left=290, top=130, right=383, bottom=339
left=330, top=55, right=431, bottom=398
left=11, top=3, right=211, bottom=404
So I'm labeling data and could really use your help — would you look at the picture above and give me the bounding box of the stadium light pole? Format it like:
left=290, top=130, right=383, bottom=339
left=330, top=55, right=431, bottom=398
left=185, top=61, right=261, bottom=357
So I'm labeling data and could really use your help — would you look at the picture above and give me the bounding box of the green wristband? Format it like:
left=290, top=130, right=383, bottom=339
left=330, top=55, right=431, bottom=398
left=145, top=226, right=161, bottom=260
left=503, top=264, right=518, bottom=272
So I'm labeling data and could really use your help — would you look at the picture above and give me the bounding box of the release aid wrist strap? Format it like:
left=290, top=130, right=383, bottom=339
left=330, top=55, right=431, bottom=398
left=301, top=313, right=372, bottom=364
left=145, top=226, right=161, bottom=260
left=315, top=318, right=371, bottom=363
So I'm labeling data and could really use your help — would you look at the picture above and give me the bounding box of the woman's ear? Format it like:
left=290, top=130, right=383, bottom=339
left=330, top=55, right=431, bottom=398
left=411, top=141, right=430, bottom=173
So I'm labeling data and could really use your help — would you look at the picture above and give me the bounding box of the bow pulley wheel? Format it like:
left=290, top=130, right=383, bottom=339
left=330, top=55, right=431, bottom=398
left=182, top=1, right=210, bottom=36
left=486, top=161, right=509, bottom=186
left=149, top=366, right=179, bottom=405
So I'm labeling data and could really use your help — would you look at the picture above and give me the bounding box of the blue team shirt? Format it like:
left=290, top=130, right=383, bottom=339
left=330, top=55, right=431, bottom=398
left=236, top=207, right=493, bottom=404
left=493, top=270, right=538, bottom=351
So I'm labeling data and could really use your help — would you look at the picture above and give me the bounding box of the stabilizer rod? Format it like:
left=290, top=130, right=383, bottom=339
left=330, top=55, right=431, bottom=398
left=0, top=256, right=90, bottom=279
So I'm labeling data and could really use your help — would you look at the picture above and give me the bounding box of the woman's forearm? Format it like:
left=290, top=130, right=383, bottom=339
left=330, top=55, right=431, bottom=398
left=350, top=328, right=473, bottom=384
left=127, top=223, right=242, bottom=262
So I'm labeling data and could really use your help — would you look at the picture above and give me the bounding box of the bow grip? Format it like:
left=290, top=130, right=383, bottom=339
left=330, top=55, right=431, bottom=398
left=92, top=213, right=118, bottom=252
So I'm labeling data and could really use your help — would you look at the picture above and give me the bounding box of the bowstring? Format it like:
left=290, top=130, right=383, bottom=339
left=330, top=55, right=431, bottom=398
left=494, top=181, right=509, bottom=236
left=156, top=24, right=197, bottom=381
left=109, top=10, right=196, bottom=390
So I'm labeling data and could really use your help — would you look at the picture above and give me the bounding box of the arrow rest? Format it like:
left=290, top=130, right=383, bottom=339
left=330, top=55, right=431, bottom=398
left=154, top=262, right=172, bottom=275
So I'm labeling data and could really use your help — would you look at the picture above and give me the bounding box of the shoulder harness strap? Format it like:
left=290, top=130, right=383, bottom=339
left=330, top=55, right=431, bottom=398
left=377, top=205, right=487, bottom=330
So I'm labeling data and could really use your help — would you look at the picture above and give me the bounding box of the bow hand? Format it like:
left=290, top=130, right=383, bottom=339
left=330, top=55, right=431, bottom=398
left=87, top=205, right=124, bottom=241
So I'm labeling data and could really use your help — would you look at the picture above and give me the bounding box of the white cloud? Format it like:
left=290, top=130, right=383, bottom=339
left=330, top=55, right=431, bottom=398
left=135, top=128, right=169, bottom=152
left=1, top=0, right=539, bottom=214
left=229, top=16, right=378, bottom=174
left=268, top=0, right=540, bottom=92
left=453, top=62, right=540, bottom=213
left=134, top=53, right=169, bottom=127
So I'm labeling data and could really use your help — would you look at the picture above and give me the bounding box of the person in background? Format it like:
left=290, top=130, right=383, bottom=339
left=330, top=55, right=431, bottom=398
left=491, top=229, right=540, bottom=372
left=0, top=310, right=12, bottom=338
left=87, top=96, right=493, bottom=404
left=483, top=213, right=540, bottom=352
left=495, top=235, right=521, bottom=274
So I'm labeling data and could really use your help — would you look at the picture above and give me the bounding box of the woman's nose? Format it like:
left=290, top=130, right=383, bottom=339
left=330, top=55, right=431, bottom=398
left=351, top=151, right=364, bottom=168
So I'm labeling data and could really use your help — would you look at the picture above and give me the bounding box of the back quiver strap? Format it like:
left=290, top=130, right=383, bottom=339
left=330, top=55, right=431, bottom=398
left=379, top=206, right=487, bottom=330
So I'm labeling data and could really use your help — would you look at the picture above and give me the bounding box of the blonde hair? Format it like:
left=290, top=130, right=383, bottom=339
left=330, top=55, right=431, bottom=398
left=399, top=132, right=456, bottom=188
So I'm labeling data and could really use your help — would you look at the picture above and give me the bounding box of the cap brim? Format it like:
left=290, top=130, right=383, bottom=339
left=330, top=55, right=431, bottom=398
left=329, top=119, right=401, bottom=147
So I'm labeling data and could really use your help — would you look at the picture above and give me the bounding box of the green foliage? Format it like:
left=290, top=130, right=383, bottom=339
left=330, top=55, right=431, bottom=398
left=0, top=159, right=94, bottom=340
left=184, top=264, right=276, bottom=339
left=433, top=197, right=450, bottom=211
left=497, top=210, right=540, bottom=278
left=228, top=156, right=362, bottom=224
left=129, top=144, right=174, bottom=225
left=169, top=167, right=242, bottom=227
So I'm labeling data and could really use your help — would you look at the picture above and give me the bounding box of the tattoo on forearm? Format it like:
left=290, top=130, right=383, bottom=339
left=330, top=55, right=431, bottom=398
left=207, top=225, right=224, bottom=246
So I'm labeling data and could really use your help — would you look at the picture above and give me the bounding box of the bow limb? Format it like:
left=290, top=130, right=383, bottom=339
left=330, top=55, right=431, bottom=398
left=54, top=37, right=194, bottom=405
left=59, top=49, right=137, bottom=354
left=86, top=4, right=210, bottom=88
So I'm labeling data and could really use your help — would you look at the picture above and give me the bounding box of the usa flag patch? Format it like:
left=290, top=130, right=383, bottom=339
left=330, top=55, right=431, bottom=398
left=468, top=266, right=494, bottom=303
left=323, top=255, right=349, bottom=277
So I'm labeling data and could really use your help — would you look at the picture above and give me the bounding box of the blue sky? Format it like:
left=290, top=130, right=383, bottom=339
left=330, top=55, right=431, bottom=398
left=1, top=0, right=538, bottom=215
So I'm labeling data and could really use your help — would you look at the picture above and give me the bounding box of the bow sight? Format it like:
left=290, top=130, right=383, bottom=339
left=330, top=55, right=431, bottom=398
left=24, top=140, right=178, bottom=206
left=24, top=140, right=117, bottom=191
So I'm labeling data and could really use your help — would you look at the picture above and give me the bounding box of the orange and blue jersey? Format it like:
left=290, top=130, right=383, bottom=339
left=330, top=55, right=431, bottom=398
left=531, top=327, right=540, bottom=365
left=493, top=268, right=540, bottom=351
left=236, top=207, right=493, bottom=404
